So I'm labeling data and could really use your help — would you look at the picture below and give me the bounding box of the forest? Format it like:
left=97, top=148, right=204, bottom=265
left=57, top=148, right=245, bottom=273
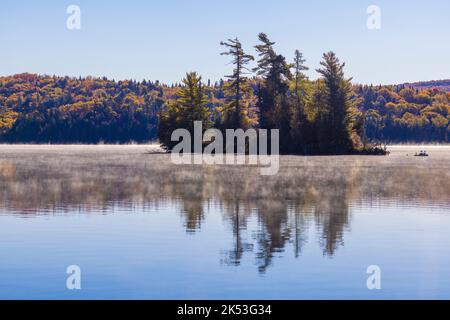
left=1, top=34, right=449, bottom=152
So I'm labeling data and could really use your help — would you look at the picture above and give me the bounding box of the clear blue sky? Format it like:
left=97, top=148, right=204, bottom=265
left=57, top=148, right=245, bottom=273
left=1, top=0, right=449, bottom=85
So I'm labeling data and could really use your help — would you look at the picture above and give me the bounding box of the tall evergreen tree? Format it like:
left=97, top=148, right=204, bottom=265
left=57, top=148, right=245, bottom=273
left=315, top=52, right=356, bottom=154
left=290, top=50, right=309, bottom=153
left=253, top=33, right=292, bottom=153
left=220, top=38, right=254, bottom=129
left=158, top=72, right=211, bottom=150
left=292, top=50, right=309, bottom=112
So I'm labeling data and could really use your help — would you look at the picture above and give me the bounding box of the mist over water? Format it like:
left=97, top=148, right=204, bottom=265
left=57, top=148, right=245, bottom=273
left=0, top=145, right=449, bottom=299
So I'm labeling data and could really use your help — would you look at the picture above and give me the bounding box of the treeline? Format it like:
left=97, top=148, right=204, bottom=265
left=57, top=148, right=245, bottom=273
left=0, top=35, right=449, bottom=147
left=0, top=73, right=163, bottom=143
left=0, top=73, right=230, bottom=143
left=405, top=79, right=450, bottom=91
left=357, top=84, right=450, bottom=142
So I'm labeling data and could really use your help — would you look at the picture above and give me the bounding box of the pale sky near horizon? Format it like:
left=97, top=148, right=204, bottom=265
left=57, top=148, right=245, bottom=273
left=1, top=0, right=449, bottom=85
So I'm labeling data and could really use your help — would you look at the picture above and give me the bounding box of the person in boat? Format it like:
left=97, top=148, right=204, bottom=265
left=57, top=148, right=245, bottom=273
left=415, top=150, right=429, bottom=157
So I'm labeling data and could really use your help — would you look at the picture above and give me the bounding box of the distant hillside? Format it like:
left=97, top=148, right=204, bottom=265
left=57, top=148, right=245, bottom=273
left=1, top=73, right=449, bottom=143
left=401, top=80, right=450, bottom=92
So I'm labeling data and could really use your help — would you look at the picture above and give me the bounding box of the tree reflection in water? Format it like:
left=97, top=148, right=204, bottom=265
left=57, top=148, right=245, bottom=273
left=0, top=146, right=449, bottom=273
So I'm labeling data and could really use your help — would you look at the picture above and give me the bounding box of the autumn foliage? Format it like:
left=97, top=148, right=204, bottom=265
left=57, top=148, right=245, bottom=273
left=0, top=65, right=449, bottom=146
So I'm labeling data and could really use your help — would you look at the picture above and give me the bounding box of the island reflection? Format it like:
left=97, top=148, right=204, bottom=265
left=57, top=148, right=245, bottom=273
left=0, top=146, right=449, bottom=273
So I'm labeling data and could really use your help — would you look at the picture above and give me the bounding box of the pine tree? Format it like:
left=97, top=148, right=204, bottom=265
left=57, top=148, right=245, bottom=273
left=220, top=38, right=254, bottom=129
left=158, top=72, right=211, bottom=150
left=290, top=50, right=309, bottom=153
left=253, top=33, right=292, bottom=153
left=292, top=50, right=308, bottom=112
left=315, top=52, right=356, bottom=154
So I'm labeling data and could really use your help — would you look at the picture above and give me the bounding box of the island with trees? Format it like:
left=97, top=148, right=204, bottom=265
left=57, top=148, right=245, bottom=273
left=1, top=34, right=449, bottom=154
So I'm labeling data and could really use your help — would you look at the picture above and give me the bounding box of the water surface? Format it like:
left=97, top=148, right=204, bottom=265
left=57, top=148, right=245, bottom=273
left=0, top=145, right=449, bottom=299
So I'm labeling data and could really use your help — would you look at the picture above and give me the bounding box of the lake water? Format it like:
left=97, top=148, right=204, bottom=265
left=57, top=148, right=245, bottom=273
left=0, top=145, right=449, bottom=299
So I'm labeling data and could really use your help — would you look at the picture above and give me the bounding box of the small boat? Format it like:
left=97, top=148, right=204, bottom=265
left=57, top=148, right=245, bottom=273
left=414, top=150, right=429, bottom=157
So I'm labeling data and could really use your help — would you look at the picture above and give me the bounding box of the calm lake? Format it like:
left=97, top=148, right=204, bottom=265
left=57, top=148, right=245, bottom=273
left=0, top=145, right=449, bottom=299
